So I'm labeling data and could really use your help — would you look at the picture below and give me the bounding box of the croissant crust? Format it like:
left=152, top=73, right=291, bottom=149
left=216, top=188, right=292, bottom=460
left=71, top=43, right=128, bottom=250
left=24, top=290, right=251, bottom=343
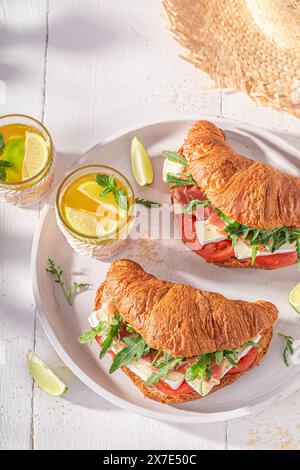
left=182, top=120, right=300, bottom=230
left=99, top=260, right=278, bottom=358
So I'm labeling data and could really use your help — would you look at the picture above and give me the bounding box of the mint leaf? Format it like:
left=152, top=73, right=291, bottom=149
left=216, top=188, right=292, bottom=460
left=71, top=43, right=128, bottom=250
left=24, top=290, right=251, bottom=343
left=0, top=134, right=5, bottom=155
left=94, top=173, right=112, bottom=187
left=114, top=188, right=129, bottom=210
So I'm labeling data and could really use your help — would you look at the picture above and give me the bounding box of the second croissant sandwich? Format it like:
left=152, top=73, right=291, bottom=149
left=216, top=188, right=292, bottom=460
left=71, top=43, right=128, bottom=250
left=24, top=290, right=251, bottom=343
left=163, top=120, right=300, bottom=269
left=79, top=260, right=278, bottom=404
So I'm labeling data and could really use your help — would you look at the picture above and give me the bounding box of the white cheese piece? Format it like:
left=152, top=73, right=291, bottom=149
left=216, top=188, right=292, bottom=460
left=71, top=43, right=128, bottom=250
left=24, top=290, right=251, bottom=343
left=194, top=221, right=227, bottom=246
left=187, top=335, right=261, bottom=397
left=127, top=358, right=153, bottom=382
left=88, top=307, right=109, bottom=328
left=163, top=159, right=184, bottom=183
left=234, top=239, right=297, bottom=260
left=164, top=371, right=185, bottom=390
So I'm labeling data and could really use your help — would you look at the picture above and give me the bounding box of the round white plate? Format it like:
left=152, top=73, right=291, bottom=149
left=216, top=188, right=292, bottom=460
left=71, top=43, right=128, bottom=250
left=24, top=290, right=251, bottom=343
left=32, top=117, right=300, bottom=423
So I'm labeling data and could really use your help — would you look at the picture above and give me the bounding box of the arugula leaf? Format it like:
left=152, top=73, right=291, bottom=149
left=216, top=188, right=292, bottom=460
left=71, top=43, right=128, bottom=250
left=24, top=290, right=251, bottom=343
left=114, top=188, right=129, bottom=211
left=279, top=333, right=294, bottom=367
left=146, top=357, right=185, bottom=387
left=185, top=353, right=212, bottom=382
left=215, top=350, right=224, bottom=366
left=161, top=150, right=187, bottom=166
left=99, top=312, right=122, bottom=359
left=0, top=160, right=12, bottom=168
left=135, top=198, right=161, bottom=208
left=216, top=208, right=300, bottom=265
left=183, top=199, right=212, bottom=213
left=109, top=336, right=150, bottom=373
left=0, top=134, right=5, bottom=155
left=251, top=245, right=258, bottom=265
left=166, top=173, right=197, bottom=189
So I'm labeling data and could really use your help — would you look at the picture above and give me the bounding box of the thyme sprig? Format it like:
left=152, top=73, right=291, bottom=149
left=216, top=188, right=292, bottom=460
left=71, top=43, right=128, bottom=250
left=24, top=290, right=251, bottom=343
left=279, top=333, right=294, bottom=367
left=46, top=258, right=89, bottom=305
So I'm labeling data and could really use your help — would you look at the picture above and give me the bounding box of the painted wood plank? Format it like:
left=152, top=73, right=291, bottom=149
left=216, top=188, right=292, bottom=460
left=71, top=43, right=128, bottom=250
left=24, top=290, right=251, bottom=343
left=0, top=0, right=47, bottom=450
left=33, top=0, right=226, bottom=450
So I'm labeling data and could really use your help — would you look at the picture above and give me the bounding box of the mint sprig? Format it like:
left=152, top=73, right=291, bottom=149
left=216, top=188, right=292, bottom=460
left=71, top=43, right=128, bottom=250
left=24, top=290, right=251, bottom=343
left=94, top=173, right=129, bottom=211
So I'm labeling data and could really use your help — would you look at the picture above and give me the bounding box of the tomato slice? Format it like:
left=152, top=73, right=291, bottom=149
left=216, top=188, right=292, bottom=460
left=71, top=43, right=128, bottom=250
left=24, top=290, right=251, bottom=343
left=226, top=348, right=258, bottom=375
left=254, top=251, right=297, bottom=269
left=155, top=378, right=194, bottom=397
left=196, top=240, right=235, bottom=261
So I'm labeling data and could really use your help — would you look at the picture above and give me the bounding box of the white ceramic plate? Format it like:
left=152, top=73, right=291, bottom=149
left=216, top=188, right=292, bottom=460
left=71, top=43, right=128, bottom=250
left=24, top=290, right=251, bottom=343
left=32, top=117, right=300, bottom=423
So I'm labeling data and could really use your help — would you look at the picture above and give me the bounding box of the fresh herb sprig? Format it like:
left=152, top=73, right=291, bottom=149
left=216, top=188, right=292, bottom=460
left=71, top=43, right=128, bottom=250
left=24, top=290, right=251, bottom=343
left=46, top=258, right=89, bottom=306
left=94, top=173, right=129, bottom=211
left=109, top=335, right=150, bottom=374
left=135, top=197, right=162, bottom=208
left=279, top=333, right=294, bottom=367
left=0, top=160, right=12, bottom=182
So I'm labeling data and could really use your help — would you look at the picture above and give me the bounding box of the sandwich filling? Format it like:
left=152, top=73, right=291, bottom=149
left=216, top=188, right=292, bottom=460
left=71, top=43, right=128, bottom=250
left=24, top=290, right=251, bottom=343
left=163, top=151, right=300, bottom=269
left=79, top=294, right=261, bottom=398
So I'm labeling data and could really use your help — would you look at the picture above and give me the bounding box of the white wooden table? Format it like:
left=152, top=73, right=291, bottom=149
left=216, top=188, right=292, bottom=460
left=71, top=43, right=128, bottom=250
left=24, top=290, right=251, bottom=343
left=1, top=0, right=300, bottom=450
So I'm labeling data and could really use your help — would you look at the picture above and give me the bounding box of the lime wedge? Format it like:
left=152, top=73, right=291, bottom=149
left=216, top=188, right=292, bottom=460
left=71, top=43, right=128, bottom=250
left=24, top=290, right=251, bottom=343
left=131, top=137, right=154, bottom=186
left=65, top=207, right=98, bottom=236
left=27, top=351, right=67, bottom=396
left=22, top=131, right=49, bottom=180
left=289, top=283, right=300, bottom=314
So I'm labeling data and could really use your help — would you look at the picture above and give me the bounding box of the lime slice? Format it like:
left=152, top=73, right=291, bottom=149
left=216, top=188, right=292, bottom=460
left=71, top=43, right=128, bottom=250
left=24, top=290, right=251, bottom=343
left=78, top=180, right=119, bottom=215
left=2, top=137, right=25, bottom=182
left=22, top=131, right=49, bottom=180
left=289, top=283, right=300, bottom=314
left=27, top=351, right=67, bottom=396
left=65, top=207, right=98, bottom=236
left=131, top=137, right=154, bottom=186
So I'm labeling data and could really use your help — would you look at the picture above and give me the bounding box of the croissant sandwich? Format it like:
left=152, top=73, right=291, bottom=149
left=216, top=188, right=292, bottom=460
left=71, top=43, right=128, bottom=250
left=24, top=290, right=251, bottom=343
left=79, top=260, right=278, bottom=404
left=163, top=120, right=300, bottom=269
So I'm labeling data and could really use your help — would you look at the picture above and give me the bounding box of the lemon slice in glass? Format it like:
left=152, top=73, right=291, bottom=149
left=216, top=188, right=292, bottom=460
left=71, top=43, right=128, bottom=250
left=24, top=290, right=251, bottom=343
left=289, top=283, right=300, bottom=314
left=28, top=351, right=67, bottom=396
left=65, top=207, right=98, bottom=236
left=131, top=137, right=154, bottom=186
left=78, top=180, right=119, bottom=214
left=22, top=131, right=49, bottom=180
left=96, top=217, right=119, bottom=238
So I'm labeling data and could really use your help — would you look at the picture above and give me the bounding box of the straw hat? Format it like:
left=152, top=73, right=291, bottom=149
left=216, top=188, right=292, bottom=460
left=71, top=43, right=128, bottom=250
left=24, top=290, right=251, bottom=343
left=163, top=0, right=300, bottom=117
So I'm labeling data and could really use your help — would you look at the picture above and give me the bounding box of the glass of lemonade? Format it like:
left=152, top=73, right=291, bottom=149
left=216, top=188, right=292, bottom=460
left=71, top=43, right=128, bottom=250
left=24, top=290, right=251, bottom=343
left=56, top=165, right=135, bottom=259
left=0, top=114, right=55, bottom=206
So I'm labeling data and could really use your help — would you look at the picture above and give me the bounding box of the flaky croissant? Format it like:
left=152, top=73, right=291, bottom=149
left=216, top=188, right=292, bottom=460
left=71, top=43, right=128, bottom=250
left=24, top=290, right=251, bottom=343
left=94, top=260, right=277, bottom=404
left=182, top=120, right=300, bottom=230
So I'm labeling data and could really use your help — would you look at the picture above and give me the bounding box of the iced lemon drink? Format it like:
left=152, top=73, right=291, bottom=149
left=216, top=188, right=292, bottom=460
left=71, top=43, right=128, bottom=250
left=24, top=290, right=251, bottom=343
left=56, top=165, right=135, bottom=258
left=0, top=114, right=55, bottom=206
